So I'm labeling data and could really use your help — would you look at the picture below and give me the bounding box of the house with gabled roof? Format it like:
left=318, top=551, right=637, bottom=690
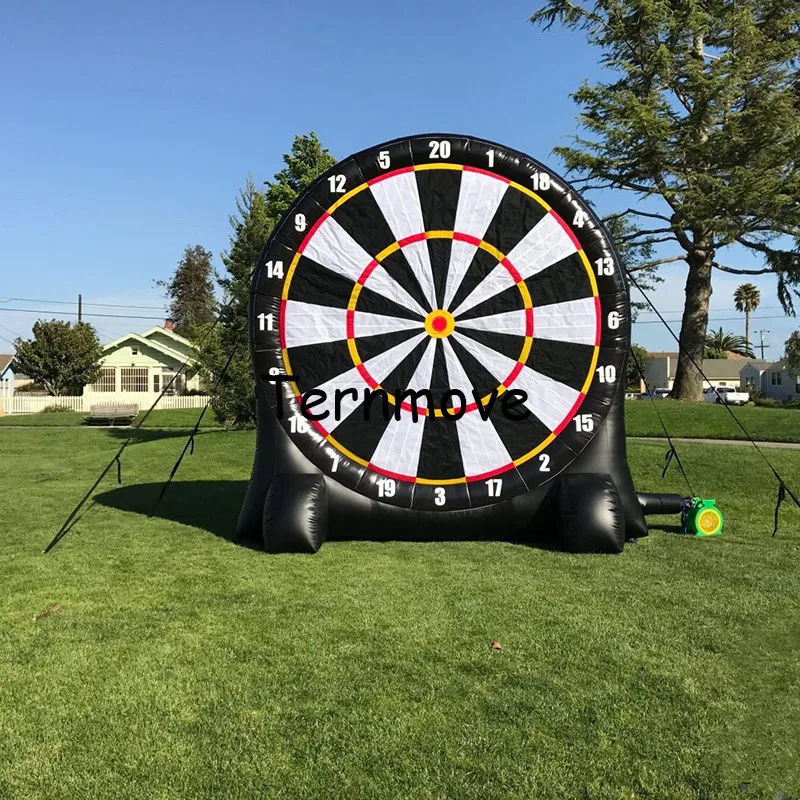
left=86, top=322, right=202, bottom=397
left=759, top=360, right=800, bottom=402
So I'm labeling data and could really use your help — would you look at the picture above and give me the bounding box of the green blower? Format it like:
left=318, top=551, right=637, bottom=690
left=682, top=498, right=723, bottom=537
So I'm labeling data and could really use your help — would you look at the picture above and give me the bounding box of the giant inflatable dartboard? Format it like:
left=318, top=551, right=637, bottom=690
left=241, top=134, right=647, bottom=553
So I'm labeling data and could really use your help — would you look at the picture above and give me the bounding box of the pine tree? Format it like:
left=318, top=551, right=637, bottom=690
left=733, top=282, right=761, bottom=351
left=530, top=1, right=800, bottom=400
left=157, top=245, right=216, bottom=340
left=200, top=134, right=336, bottom=426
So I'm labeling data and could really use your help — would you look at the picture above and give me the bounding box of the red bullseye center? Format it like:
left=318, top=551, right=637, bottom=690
left=432, top=315, right=447, bottom=332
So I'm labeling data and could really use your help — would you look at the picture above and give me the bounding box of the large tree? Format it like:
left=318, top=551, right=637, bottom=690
left=157, top=245, right=216, bottom=340
left=14, top=320, right=102, bottom=396
left=530, top=1, right=800, bottom=400
left=733, top=282, right=761, bottom=351
left=200, top=133, right=336, bottom=426
left=785, top=330, right=800, bottom=378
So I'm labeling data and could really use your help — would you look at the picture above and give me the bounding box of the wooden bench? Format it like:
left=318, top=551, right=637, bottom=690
left=84, top=404, right=139, bottom=426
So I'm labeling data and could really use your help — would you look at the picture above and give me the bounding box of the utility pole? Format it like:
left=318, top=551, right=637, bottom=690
left=78, top=294, right=82, bottom=323
left=755, top=329, right=769, bottom=360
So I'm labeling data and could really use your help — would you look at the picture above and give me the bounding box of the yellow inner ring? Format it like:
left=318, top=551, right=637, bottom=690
left=424, top=309, right=455, bottom=338
left=278, top=164, right=601, bottom=480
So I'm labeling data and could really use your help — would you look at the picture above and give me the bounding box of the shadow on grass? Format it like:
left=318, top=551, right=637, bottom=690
left=93, top=480, right=660, bottom=553
left=93, top=480, right=257, bottom=548
left=102, top=428, right=217, bottom=445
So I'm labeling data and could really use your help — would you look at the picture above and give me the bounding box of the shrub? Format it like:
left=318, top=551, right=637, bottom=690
left=40, top=404, right=74, bottom=413
left=754, top=397, right=782, bottom=408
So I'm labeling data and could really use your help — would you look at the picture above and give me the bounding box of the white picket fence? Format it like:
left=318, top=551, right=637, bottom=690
left=0, top=393, right=210, bottom=415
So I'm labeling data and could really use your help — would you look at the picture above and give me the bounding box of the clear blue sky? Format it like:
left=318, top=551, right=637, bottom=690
left=0, top=0, right=793, bottom=359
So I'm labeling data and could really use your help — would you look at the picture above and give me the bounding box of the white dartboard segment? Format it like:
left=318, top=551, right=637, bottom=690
left=455, top=308, right=528, bottom=336
left=283, top=301, right=424, bottom=348
left=533, top=297, right=598, bottom=345
left=368, top=338, right=437, bottom=477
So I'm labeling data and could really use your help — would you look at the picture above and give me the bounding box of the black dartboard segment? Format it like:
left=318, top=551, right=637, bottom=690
left=251, top=134, right=630, bottom=511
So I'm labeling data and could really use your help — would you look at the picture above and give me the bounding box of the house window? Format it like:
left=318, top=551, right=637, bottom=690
left=131, top=347, right=139, bottom=356
left=121, top=368, right=148, bottom=392
left=771, top=372, right=782, bottom=386
left=796, top=383, right=800, bottom=394
left=744, top=377, right=755, bottom=388
left=91, top=368, right=116, bottom=392
left=718, top=381, right=727, bottom=387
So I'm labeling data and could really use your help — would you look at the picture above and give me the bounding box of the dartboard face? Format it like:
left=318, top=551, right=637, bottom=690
left=251, top=134, right=630, bottom=512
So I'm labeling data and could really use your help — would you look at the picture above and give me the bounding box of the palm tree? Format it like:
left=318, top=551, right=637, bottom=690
left=704, top=327, right=756, bottom=359
left=733, top=283, right=761, bottom=352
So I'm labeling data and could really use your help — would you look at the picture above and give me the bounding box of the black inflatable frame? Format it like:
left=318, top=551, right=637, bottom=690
left=237, top=134, right=673, bottom=554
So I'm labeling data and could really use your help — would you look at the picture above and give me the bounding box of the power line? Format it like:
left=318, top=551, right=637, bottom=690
left=634, top=314, right=794, bottom=325
left=635, top=305, right=786, bottom=316
left=0, top=322, right=24, bottom=338
left=1, top=308, right=165, bottom=321
left=0, top=297, right=166, bottom=311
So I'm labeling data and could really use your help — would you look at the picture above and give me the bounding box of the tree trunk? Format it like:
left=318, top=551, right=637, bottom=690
left=671, top=248, right=714, bottom=401
left=745, top=310, right=751, bottom=353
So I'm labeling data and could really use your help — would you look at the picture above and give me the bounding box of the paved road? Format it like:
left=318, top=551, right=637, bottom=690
left=629, top=436, right=800, bottom=450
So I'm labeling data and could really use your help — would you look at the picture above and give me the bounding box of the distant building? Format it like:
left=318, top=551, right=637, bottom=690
left=645, top=353, right=767, bottom=391
left=759, top=360, right=800, bottom=402
left=86, top=323, right=202, bottom=397
left=0, top=355, right=32, bottom=396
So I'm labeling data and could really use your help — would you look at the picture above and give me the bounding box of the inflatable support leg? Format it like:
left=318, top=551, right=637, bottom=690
left=558, top=473, right=626, bottom=554
left=263, top=474, right=329, bottom=554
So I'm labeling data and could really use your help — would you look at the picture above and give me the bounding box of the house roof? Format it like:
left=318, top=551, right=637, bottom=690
left=764, top=360, right=787, bottom=371
left=650, top=357, right=766, bottom=380
left=139, top=326, right=192, bottom=347
left=737, top=360, right=769, bottom=371
left=0, top=354, right=13, bottom=374
left=647, top=352, right=679, bottom=359
left=101, top=332, right=195, bottom=365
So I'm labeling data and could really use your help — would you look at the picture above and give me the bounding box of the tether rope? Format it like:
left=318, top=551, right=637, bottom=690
left=44, top=292, right=246, bottom=554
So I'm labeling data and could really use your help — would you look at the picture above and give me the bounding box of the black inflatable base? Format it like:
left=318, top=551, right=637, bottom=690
left=558, top=473, right=625, bottom=554
left=263, top=474, right=328, bottom=554
left=238, top=391, right=650, bottom=555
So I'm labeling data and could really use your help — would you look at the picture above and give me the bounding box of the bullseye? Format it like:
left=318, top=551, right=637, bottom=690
left=424, top=309, right=455, bottom=338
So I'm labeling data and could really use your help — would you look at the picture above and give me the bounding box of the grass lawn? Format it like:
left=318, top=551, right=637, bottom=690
left=625, top=399, right=800, bottom=443
left=1, top=425, right=799, bottom=799
left=0, top=407, right=222, bottom=428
